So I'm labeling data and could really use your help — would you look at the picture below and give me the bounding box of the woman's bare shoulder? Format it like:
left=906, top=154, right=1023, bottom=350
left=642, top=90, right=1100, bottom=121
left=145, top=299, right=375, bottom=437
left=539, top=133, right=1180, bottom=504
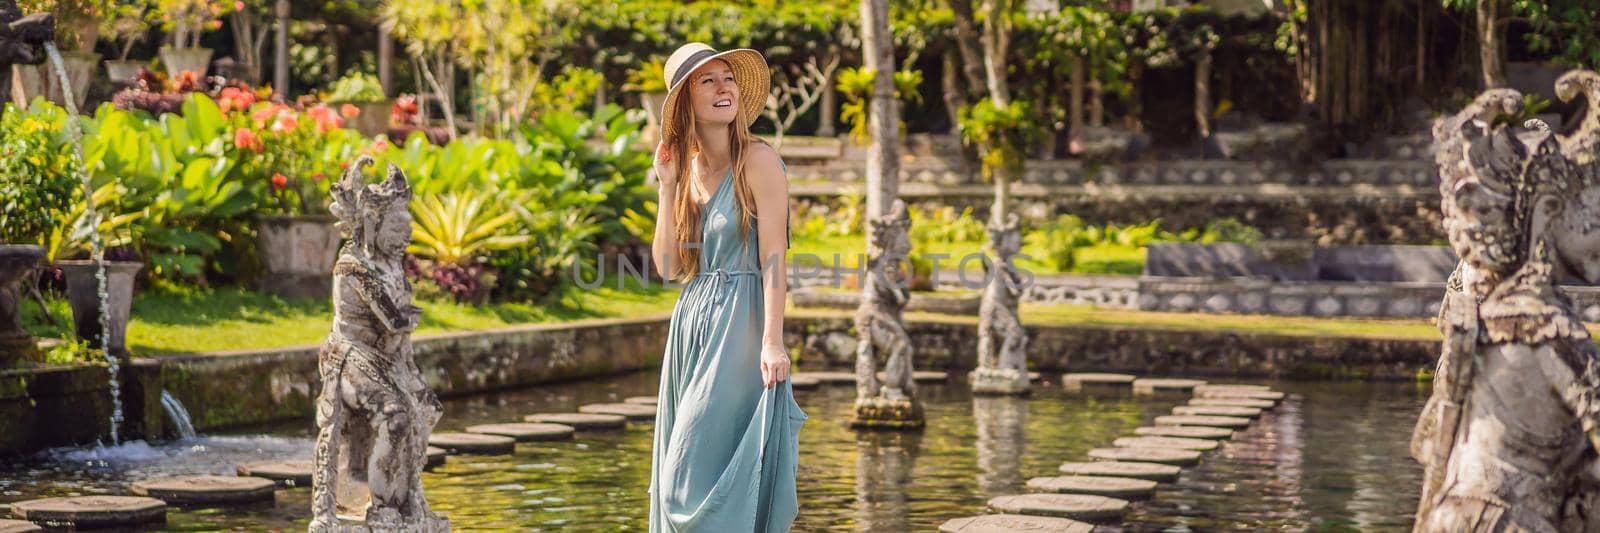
left=745, top=140, right=786, bottom=190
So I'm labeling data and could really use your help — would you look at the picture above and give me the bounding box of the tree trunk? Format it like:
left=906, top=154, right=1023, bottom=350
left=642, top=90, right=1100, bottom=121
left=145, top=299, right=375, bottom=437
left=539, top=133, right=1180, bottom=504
left=862, top=0, right=900, bottom=220
left=273, top=0, right=289, bottom=100
left=1476, top=0, right=1506, bottom=89
left=378, top=26, right=393, bottom=97
left=979, top=0, right=1011, bottom=107
left=1416, top=0, right=1426, bottom=90
left=942, top=52, right=965, bottom=136
left=1194, top=51, right=1212, bottom=138
left=1070, top=54, right=1085, bottom=153
left=1127, top=61, right=1144, bottom=132
left=818, top=63, right=838, bottom=137
left=947, top=0, right=989, bottom=98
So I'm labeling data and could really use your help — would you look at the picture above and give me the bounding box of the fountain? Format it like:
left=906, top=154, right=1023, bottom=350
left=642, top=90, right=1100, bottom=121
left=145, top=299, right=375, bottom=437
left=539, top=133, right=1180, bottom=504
left=159, top=390, right=196, bottom=440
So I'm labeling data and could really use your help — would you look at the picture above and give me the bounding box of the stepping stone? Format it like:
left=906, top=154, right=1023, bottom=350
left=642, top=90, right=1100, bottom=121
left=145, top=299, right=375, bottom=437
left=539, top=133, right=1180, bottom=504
left=9, top=496, right=165, bottom=529
left=1132, top=378, right=1207, bottom=394
left=1061, top=373, right=1136, bottom=390
left=1196, top=383, right=1270, bottom=391
left=1057, top=461, right=1180, bottom=482
left=1026, top=476, right=1157, bottom=499
left=426, top=446, right=447, bottom=468
left=524, top=412, right=627, bottom=430
left=789, top=375, right=821, bottom=390
left=624, top=396, right=658, bottom=405
left=131, top=475, right=276, bottom=505
left=0, top=519, right=42, bottom=533
left=1113, top=436, right=1219, bottom=451
left=877, top=370, right=949, bottom=383
left=939, top=514, right=1092, bottom=532
left=466, top=422, right=575, bottom=442
left=579, top=402, right=657, bottom=422
left=1088, top=447, right=1202, bottom=466
left=986, top=493, right=1128, bottom=522
left=1135, top=425, right=1235, bottom=439
left=1173, top=405, right=1263, bottom=418
left=794, top=371, right=855, bottom=384
left=1155, top=415, right=1252, bottom=428
left=1191, top=397, right=1275, bottom=409
left=428, top=432, right=516, bottom=455
left=1027, top=371, right=1041, bottom=381
left=237, top=460, right=314, bottom=487
left=1195, top=388, right=1285, bottom=401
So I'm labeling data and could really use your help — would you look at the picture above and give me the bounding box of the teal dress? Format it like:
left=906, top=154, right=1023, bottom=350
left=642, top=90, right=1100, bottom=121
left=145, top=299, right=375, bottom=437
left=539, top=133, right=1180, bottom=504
left=648, top=165, right=807, bottom=532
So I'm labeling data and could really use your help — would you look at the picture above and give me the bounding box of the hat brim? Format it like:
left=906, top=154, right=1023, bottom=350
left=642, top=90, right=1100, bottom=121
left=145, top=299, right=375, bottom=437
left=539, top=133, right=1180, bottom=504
left=659, top=49, right=769, bottom=143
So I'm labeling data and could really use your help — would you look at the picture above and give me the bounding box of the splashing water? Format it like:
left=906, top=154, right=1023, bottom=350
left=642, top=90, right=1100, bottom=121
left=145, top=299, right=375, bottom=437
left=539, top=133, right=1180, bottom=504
left=160, top=390, right=197, bottom=440
left=43, top=42, right=121, bottom=444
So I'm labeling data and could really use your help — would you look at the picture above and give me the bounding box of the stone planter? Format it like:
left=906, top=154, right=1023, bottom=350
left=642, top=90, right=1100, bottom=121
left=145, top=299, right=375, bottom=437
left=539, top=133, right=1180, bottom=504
left=58, top=260, right=143, bottom=359
left=0, top=245, right=44, bottom=367
left=336, top=100, right=392, bottom=137
left=640, top=92, right=668, bottom=143
left=12, top=51, right=98, bottom=110
left=257, top=215, right=341, bottom=299
left=103, top=59, right=145, bottom=86
left=158, top=46, right=213, bottom=79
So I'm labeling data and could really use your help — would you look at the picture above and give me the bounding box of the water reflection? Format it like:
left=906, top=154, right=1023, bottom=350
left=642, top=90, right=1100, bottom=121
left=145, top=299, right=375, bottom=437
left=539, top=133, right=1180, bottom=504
left=973, top=395, right=1027, bottom=494
left=853, top=431, right=921, bottom=531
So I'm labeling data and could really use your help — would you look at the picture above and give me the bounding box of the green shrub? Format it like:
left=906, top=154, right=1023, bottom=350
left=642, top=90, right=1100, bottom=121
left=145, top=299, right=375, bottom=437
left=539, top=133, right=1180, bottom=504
left=324, top=72, right=386, bottom=104
left=0, top=100, right=81, bottom=246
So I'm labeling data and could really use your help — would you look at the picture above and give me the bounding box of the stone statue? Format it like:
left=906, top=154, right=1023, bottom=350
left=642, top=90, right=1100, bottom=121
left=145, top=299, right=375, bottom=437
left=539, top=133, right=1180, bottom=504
left=1411, top=77, right=1600, bottom=532
left=971, top=212, right=1029, bottom=395
left=0, top=0, right=55, bottom=121
left=310, top=156, right=448, bottom=532
left=852, top=199, right=923, bottom=429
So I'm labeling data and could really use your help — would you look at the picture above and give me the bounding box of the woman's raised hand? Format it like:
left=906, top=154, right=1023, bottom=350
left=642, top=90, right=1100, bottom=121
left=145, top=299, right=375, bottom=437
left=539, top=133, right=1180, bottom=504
left=653, top=141, right=679, bottom=190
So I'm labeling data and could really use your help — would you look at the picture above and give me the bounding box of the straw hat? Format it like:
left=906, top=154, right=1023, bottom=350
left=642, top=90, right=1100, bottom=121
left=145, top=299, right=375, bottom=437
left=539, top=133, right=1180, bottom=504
left=659, top=42, right=769, bottom=143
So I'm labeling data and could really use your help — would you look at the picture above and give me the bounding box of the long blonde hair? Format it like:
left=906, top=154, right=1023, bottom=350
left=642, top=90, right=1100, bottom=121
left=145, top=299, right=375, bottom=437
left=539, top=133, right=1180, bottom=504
left=665, top=88, right=767, bottom=282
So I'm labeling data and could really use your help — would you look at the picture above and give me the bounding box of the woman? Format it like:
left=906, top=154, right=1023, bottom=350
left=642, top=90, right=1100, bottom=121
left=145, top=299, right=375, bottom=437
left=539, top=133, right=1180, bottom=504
left=646, top=42, right=807, bottom=533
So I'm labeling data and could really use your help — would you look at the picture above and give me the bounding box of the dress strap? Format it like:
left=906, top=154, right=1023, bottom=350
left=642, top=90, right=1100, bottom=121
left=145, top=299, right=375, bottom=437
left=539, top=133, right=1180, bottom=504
left=695, top=267, right=762, bottom=306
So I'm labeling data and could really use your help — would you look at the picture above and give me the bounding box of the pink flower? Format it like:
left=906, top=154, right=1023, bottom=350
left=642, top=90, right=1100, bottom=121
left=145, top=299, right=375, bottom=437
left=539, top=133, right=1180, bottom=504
left=234, top=1, right=245, bottom=10
left=233, top=127, right=263, bottom=153
left=271, top=113, right=299, bottom=133
left=340, top=103, right=360, bottom=119
left=207, top=19, right=222, bottom=30
left=270, top=173, right=288, bottom=190
left=307, top=105, right=342, bottom=133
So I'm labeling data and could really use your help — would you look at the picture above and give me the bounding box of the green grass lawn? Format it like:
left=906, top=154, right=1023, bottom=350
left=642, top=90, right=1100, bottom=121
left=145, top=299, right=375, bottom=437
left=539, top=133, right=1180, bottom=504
left=788, top=235, right=1145, bottom=276
left=22, top=274, right=683, bottom=356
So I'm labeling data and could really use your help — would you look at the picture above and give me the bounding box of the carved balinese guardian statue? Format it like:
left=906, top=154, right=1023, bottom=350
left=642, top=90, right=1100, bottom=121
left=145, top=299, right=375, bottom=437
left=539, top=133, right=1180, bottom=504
left=971, top=212, right=1029, bottom=395
left=1412, top=79, right=1600, bottom=532
left=852, top=199, right=923, bottom=429
left=310, top=156, right=447, bottom=532
left=0, top=0, right=55, bottom=121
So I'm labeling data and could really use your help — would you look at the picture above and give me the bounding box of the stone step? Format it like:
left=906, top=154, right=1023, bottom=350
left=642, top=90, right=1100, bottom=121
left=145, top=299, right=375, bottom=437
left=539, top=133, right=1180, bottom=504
left=578, top=402, right=658, bottom=422
left=0, top=519, right=41, bottom=533
left=465, top=423, right=576, bottom=442
left=1060, top=373, right=1137, bottom=390
left=428, top=432, right=517, bottom=455
left=1088, top=447, right=1202, bottom=466
left=623, top=396, right=658, bottom=405
left=939, top=513, right=1093, bottom=532
left=987, top=493, right=1127, bottom=522
left=1196, top=383, right=1271, bottom=392
left=131, top=475, right=277, bottom=505
left=1172, top=405, right=1263, bottom=418
left=524, top=412, right=628, bottom=430
left=1132, top=378, right=1207, bottom=394
left=1194, top=388, right=1285, bottom=401
left=237, top=460, right=313, bottom=488
left=793, top=371, right=856, bottom=384
left=1190, top=397, right=1275, bottom=409
left=426, top=446, right=447, bottom=468
left=1113, top=436, right=1219, bottom=451
left=1026, top=476, right=1157, bottom=499
left=1057, top=461, right=1180, bottom=482
left=8, top=496, right=166, bottom=529
left=1134, top=425, right=1235, bottom=439
left=1155, top=415, right=1252, bottom=428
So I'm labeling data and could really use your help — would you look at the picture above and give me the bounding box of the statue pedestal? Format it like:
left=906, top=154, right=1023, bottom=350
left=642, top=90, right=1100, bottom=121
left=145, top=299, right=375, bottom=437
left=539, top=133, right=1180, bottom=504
left=970, top=367, right=1031, bottom=396
left=314, top=514, right=451, bottom=533
left=850, top=396, right=924, bottom=430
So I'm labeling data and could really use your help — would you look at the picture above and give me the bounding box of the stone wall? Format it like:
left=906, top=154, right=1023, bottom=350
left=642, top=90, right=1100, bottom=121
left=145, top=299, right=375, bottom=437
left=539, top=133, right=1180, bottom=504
left=786, top=313, right=1439, bottom=380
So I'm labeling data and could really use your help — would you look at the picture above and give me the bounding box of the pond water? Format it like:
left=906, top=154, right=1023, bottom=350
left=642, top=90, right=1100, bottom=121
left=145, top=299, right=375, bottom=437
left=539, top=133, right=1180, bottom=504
left=0, top=370, right=1428, bottom=531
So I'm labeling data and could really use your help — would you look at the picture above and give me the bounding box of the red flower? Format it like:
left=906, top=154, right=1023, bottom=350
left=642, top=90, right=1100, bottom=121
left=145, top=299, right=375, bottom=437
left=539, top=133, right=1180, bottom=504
left=307, top=105, right=342, bottom=133
left=339, top=161, right=351, bottom=170
left=312, top=172, right=326, bottom=181
left=270, top=173, right=288, bottom=190
left=218, top=86, right=256, bottom=114
left=271, top=113, right=299, bottom=133
left=233, top=127, right=263, bottom=153
left=340, top=103, right=360, bottom=119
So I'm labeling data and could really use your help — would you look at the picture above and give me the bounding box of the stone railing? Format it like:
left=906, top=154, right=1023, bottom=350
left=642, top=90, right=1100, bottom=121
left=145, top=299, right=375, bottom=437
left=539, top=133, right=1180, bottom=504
left=787, top=157, right=1435, bottom=189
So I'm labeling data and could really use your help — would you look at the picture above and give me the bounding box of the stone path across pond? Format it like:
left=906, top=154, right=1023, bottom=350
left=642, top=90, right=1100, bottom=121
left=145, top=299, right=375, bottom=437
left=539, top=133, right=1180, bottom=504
left=131, top=475, right=277, bottom=506
left=945, top=375, right=1291, bottom=528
